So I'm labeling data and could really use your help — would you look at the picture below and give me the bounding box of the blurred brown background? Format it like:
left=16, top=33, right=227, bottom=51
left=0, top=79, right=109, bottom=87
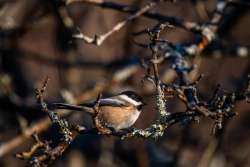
left=0, top=0, right=250, bottom=167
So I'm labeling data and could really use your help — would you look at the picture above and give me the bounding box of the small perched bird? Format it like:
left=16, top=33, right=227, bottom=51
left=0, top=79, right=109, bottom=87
left=52, top=91, right=145, bottom=134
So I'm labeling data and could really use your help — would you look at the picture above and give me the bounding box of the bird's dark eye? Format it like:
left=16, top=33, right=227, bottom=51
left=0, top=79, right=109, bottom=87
left=137, top=105, right=143, bottom=110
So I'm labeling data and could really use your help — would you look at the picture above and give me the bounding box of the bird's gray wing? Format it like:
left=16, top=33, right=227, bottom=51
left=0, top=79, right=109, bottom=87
left=98, top=98, right=127, bottom=107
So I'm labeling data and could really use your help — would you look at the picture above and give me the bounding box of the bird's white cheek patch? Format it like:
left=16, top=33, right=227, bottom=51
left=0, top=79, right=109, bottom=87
left=119, top=95, right=142, bottom=106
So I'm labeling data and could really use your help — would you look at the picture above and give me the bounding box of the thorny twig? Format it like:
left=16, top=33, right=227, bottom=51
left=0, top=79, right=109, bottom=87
left=16, top=132, right=79, bottom=167
left=35, top=77, right=73, bottom=143
left=15, top=78, right=83, bottom=166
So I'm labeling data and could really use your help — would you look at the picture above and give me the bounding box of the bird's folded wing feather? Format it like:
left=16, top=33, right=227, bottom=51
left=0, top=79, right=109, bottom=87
left=98, top=98, right=128, bottom=107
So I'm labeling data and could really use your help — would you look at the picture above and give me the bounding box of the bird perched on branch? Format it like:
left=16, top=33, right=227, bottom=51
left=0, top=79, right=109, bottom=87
left=51, top=91, right=145, bottom=134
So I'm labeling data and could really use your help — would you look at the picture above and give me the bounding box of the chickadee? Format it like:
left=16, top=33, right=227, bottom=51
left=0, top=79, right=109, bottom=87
left=52, top=91, right=145, bottom=134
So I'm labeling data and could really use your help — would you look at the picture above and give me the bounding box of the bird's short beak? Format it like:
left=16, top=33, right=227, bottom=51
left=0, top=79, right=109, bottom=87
left=142, top=101, right=147, bottom=106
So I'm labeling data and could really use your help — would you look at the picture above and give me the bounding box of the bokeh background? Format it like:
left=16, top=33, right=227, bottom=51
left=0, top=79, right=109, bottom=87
left=0, top=0, right=250, bottom=166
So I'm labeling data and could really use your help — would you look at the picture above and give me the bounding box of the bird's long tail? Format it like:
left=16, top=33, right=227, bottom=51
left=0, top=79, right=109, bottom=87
left=49, top=103, right=95, bottom=114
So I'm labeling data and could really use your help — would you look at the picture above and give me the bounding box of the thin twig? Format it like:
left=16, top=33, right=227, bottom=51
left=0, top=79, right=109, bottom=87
left=73, top=0, right=166, bottom=45
left=67, top=0, right=201, bottom=33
